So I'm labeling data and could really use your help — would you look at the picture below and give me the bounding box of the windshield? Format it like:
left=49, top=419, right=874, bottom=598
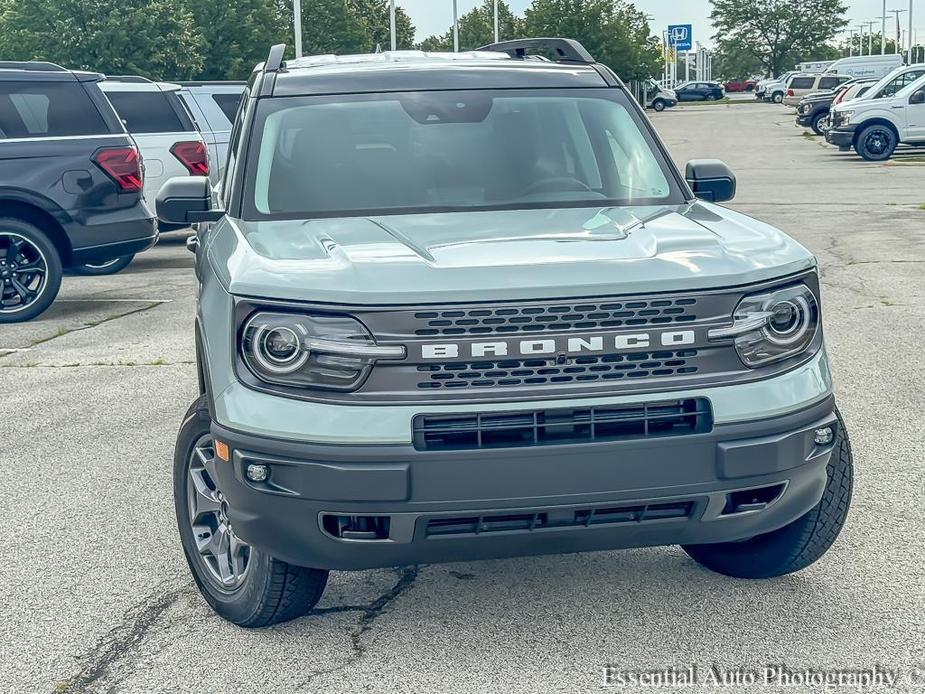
left=244, top=89, right=680, bottom=219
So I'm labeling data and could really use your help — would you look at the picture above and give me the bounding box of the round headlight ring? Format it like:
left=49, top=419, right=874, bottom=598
left=762, top=295, right=811, bottom=346
left=250, top=322, right=310, bottom=375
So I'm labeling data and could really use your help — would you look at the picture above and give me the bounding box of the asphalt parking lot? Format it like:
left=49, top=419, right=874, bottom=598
left=2, top=102, right=924, bottom=694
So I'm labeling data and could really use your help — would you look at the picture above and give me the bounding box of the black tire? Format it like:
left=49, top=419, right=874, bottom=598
left=174, top=396, right=329, bottom=627
left=0, top=217, right=63, bottom=324
left=71, top=254, right=135, bottom=276
left=810, top=110, right=829, bottom=136
left=652, top=99, right=666, bottom=112
left=683, top=409, right=853, bottom=579
left=772, top=91, right=784, bottom=104
left=854, top=124, right=898, bottom=161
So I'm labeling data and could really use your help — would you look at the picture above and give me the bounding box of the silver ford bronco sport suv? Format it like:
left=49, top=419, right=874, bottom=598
left=157, top=40, right=853, bottom=628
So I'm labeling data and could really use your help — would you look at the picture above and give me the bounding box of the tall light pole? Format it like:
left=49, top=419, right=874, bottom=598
left=857, top=24, right=866, bottom=55
left=493, top=0, right=500, bottom=43
left=866, top=20, right=877, bottom=54
left=389, top=0, right=397, bottom=51
left=294, top=0, right=302, bottom=58
left=882, top=0, right=888, bottom=53
left=909, top=0, right=915, bottom=64
left=848, top=29, right=857, bottom=55
left=453, top=0, right=459, bottom=52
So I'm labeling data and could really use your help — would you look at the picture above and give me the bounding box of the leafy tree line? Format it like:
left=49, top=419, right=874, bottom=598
left=0, top=0, right=415, bottom=80
left=0, top=0, right=661, bottom=82
left=710, top=0, right=848, bottom=79
left=420, top=0, right=661, bottom=82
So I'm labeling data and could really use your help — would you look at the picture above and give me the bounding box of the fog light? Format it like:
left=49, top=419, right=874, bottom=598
left=813, top=427, right=834, bottom=445
left=246, top=463, right=269, bottom=482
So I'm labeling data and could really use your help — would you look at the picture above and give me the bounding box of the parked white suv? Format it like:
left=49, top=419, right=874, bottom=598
left=827, top=73, right=925, bottom=160
left=176, top=81, right=245, bottom=186
left=783, top=73, right=851, bottom=106
left=100, top=78, right=209, bottom=227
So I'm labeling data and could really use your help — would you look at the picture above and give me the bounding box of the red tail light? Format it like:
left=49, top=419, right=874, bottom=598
left=171, top=141, right=209, bottom=176
left=787, top=89, right=794, bottom=96
left=93, top=146, right=142, bottom=192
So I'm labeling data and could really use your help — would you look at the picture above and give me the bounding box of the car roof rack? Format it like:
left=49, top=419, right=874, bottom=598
left=0, top=60, right=68, bottom=72
left=477, top=38, right=595, bottom=65
left=105, top=75, right=153, bottom=83
left=265, top=44, right=287, bottom=73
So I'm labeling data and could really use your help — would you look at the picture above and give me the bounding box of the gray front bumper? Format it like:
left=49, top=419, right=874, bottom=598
left=210, top=397, right=838, bottom=570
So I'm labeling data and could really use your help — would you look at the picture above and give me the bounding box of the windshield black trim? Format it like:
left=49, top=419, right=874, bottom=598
left=239, top=87, right=687, bottom=221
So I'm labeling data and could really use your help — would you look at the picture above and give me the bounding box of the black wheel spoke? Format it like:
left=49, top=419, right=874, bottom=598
left=5, top=239, right=21, bottom=264
left=9, top=277, right=34, bottom=302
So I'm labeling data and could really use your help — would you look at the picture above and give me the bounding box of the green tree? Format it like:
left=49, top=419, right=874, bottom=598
left=0, top=0, right=203, bottom=79
left=419, top=0, right=521, bottom=52
left=190, top=0, right=288, bottom=80
left=522, top=0, right=661, bottom=81
left=293, top=0, right=370, bottom=55
left=711, top=39, right=767, bottom=80
left=839, top=32, right=898, bottom=57
left=349, top=0, right=415, bottom=51
left=710, top=0, right=848, bottom=77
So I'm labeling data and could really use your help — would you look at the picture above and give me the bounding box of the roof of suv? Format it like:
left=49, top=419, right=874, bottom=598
left=0, top=61, right=102, bottom=83
left=259, top=48, right=614, bottom=97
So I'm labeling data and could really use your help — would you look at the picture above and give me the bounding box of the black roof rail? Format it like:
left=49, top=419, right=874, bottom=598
left=265, top=44, right=286, bottom=73
left=0, top=60, right=68, bottom=72
left=477, top=38, right=595, bottom=64
left=105, top=75, right=154, bottom=83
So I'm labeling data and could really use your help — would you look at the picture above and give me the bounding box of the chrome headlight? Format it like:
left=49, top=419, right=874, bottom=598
left=241, top=311, right=404, bottom=391
left=840, top=110, right=853, bottom=125
left=709, top=284, right=820, bottom=367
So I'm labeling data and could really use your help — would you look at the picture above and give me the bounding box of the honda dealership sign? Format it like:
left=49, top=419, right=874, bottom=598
left=668, top=24, right=692, bottom=51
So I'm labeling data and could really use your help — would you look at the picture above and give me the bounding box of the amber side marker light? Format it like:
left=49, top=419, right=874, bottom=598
left=214, top=440, right=230, bottom=462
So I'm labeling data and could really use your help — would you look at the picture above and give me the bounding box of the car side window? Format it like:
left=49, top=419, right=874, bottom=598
left=819, top=77, right=839, bottom=90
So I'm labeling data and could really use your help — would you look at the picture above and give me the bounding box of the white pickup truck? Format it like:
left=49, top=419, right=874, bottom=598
left=826, top=73, right=925, bottom=160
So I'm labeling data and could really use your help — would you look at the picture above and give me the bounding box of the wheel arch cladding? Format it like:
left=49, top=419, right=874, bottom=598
left=0, top=198, right=73, bottom=265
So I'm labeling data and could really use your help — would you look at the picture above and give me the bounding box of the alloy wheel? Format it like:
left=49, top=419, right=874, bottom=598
left=187, top=435, right=251, bottom=589
left=864, top=129, right=891, bottom=156
left=0, top=232, right=48, bottom=315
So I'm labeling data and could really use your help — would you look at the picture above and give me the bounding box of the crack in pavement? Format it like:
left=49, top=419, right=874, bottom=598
left=298, top=566, right=419, bottom=690
left=0, top=302, right=164, bottom=360
left=53, top=581, right=192, bottom=694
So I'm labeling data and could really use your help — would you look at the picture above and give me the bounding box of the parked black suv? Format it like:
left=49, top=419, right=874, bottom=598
left=0, top=61, right=157, bottom=322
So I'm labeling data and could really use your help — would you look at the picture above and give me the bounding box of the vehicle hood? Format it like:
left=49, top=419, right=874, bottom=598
left=207, top=203, right=815, bottom=305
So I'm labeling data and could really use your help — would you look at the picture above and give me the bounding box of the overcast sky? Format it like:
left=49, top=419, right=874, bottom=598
left=397, top=0, right=924, bottom=47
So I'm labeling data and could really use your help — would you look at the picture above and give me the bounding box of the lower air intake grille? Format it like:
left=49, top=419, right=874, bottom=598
left=412, top=398, right=712, bottom=451
left=425, top=501, right=695, bottom=537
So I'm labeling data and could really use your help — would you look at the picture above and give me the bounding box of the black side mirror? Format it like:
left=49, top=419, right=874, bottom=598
left=910, top=89, right=925, bottom=105
left=155, top=177, right=222, bottom=224
left=685, top=159, right=737, bottom=203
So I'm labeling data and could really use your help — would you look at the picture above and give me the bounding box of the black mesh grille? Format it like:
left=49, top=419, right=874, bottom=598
left=425, top=501, right=695, bottom=537
left=416, top=349, right=700, bottom=390
left=412, top=398, right=712, bottom=451
left=412, top=298, right=697, bottom=336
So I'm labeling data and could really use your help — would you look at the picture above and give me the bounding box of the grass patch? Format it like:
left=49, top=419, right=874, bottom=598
left=802, top=131, right=816, bottom=139
left=919, top=203, right=925, bottom=211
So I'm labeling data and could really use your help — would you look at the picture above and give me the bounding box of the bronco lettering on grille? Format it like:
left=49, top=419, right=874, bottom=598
left=421, top=330, right=696, bottom=359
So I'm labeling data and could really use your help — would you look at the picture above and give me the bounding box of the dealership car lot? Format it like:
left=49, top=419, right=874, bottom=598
left=2, top=102, right=924, bottom=693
